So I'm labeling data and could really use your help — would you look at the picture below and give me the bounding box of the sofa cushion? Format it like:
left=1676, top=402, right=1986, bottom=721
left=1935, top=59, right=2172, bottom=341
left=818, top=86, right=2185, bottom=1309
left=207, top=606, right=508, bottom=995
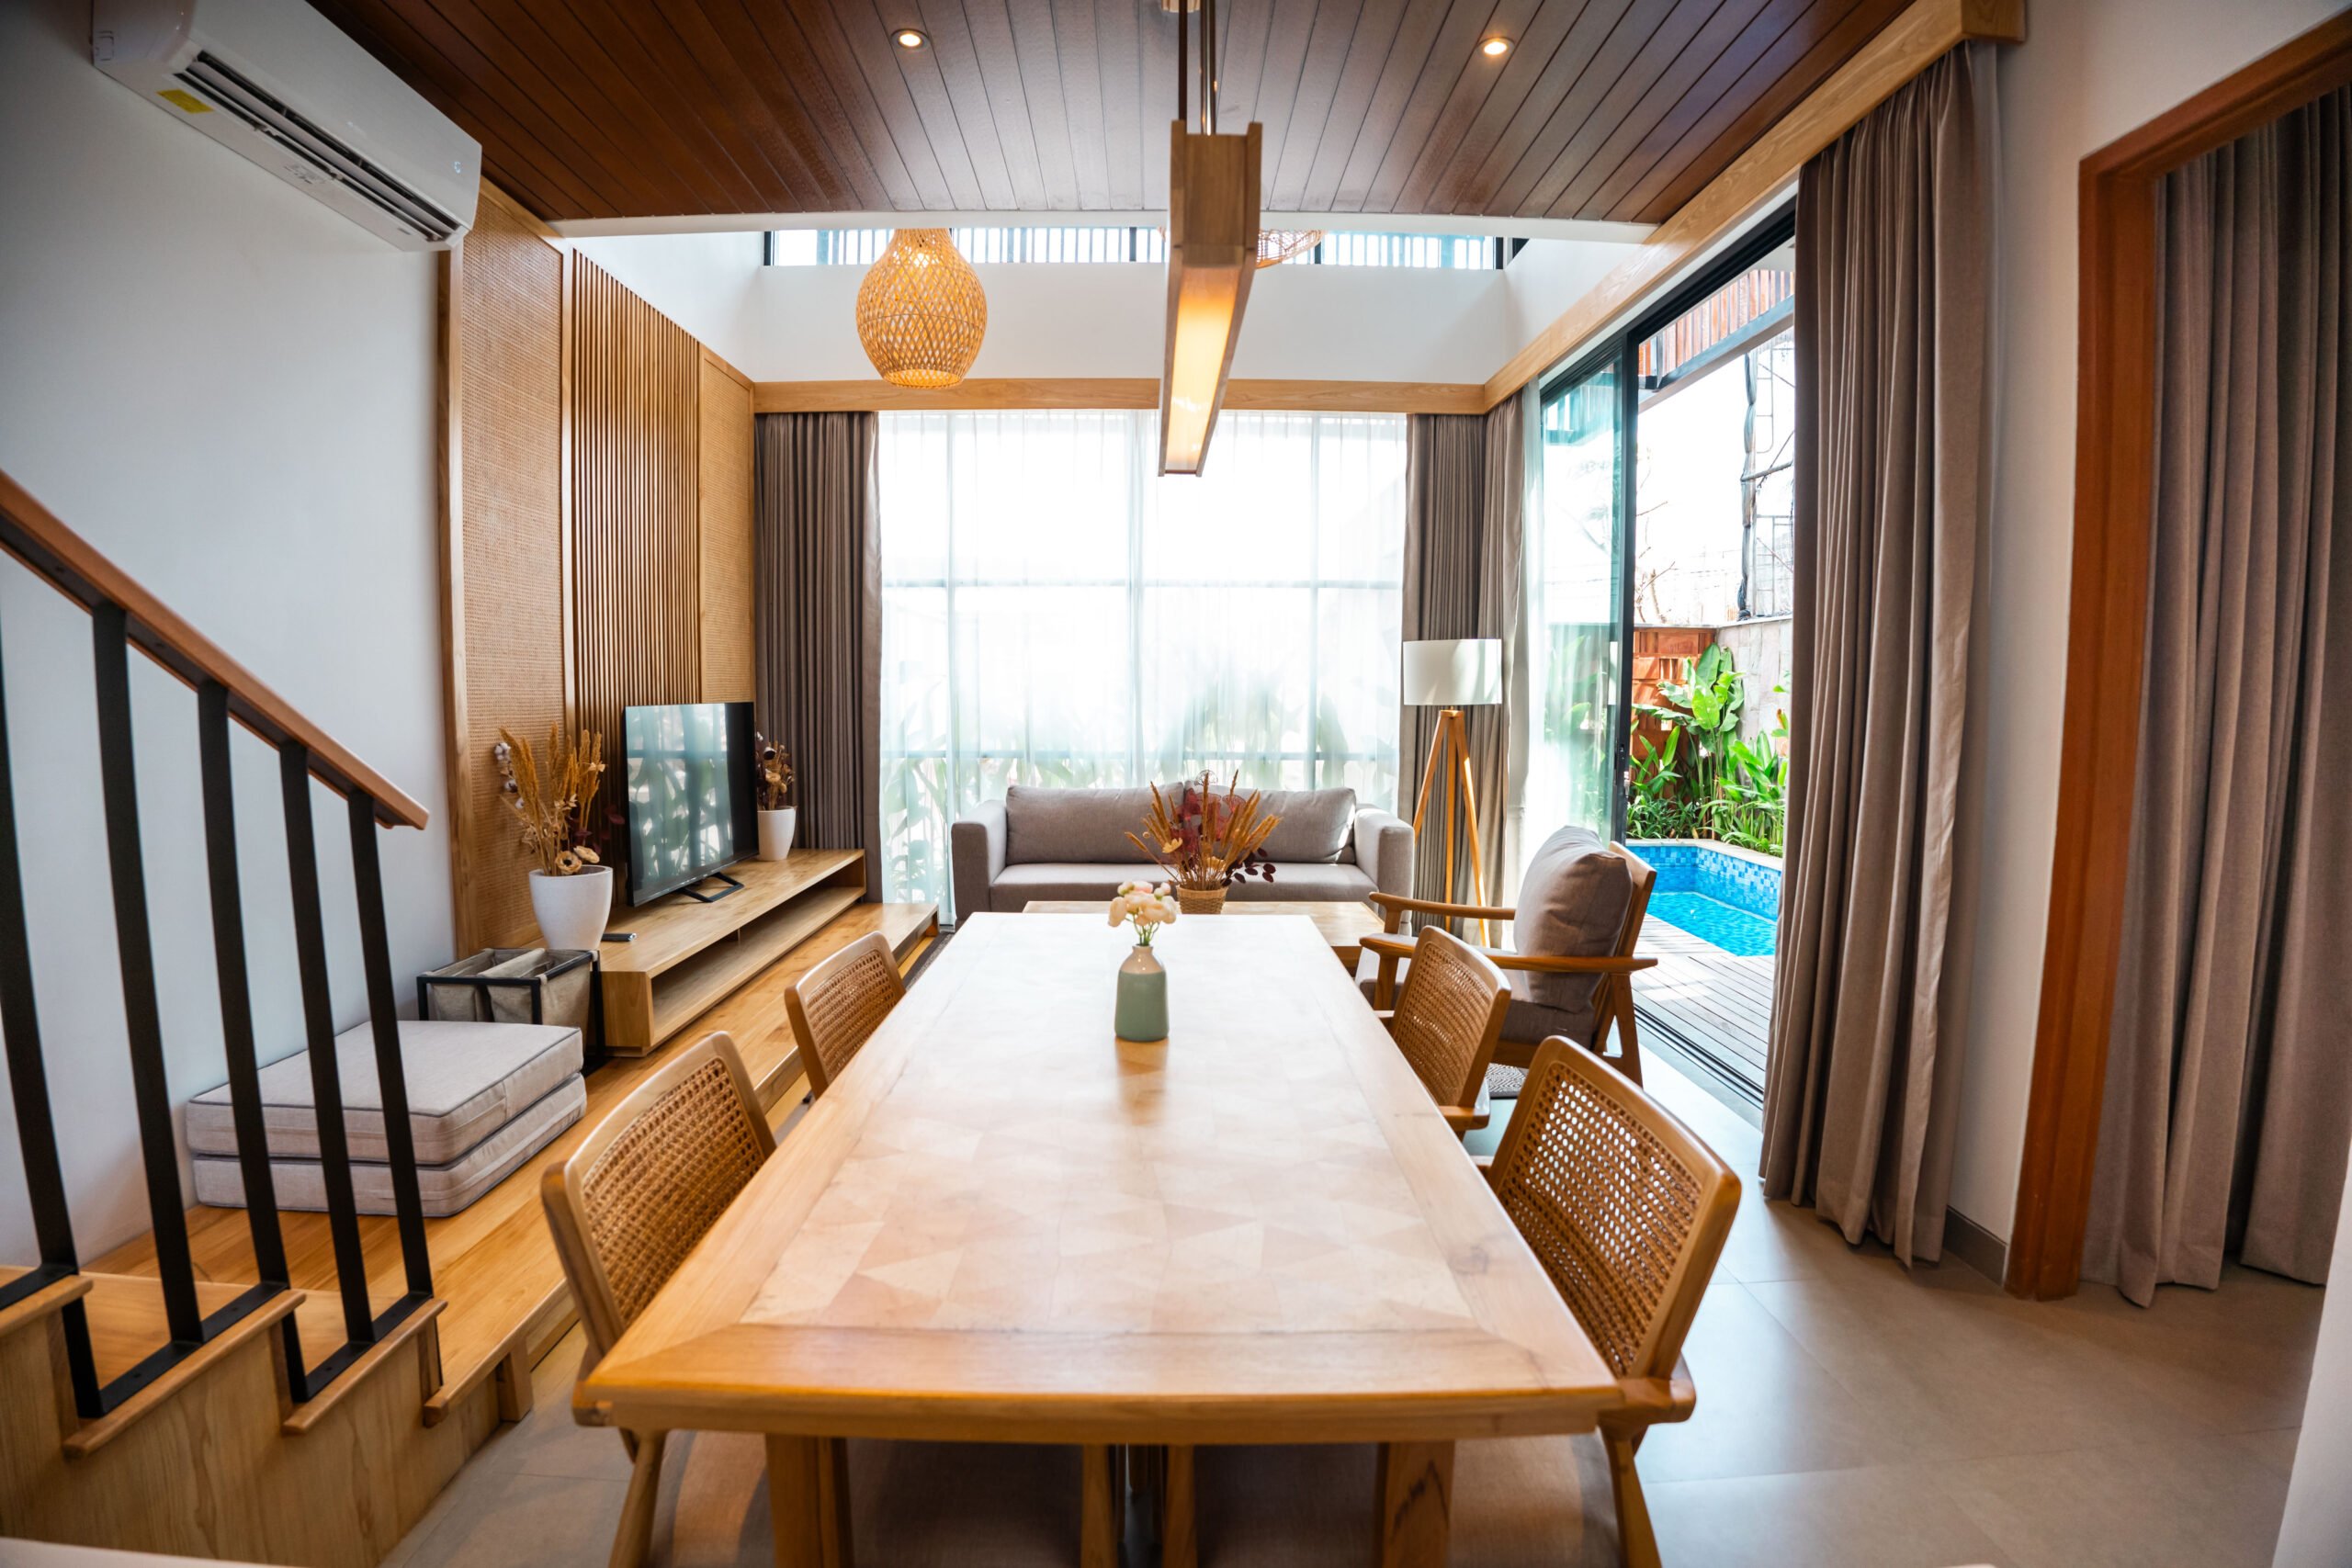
left=1003, top=785, right=1161, bottom=865
left=991, top=862, right=1172, bottom=909
left=193, top=1075, right=585, bottom=1219
left=1228, top=863, right=1374, bottom=901
left=1250, top=787, right=1356, bottom=863
left=1514, top=826, right=1634, bottom=1013
left=187, top=1018, right=582, bottom=1167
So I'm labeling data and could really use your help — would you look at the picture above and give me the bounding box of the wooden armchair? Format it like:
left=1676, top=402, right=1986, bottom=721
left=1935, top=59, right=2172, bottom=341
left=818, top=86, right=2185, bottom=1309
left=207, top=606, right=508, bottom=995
left=1363, top=837, right=1657, bottom=1085
left=785, top=930, right=906, bottom=1099
left=542, top=1032, right=784, bottom=1568
left=1378, top=925, right=1512, bottom=1134
left=1485, top=1039, right=1739, bottom=1568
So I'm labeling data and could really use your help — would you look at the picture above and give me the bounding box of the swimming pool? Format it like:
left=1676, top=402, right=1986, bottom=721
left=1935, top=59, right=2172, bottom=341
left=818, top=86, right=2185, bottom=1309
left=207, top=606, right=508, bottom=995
left=1632, top=840, right=1782, bottom=957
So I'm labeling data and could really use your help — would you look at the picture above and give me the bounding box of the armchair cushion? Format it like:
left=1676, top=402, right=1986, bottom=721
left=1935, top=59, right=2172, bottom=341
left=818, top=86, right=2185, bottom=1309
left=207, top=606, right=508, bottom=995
left=1358, top=958, right=1594, bottom=1048
left=1514, top=826, right=1634, bottom=1014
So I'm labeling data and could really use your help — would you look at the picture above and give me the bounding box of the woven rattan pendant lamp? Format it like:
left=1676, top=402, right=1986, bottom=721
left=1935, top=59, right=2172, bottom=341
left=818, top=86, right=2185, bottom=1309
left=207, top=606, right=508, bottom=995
left=856, top=229, right=987, bottom=389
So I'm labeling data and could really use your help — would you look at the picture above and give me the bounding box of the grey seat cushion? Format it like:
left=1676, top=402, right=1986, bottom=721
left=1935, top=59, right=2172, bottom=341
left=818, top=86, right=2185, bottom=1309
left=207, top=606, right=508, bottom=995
left=1229, top=863, right=1374, bottom=901
left=1356, top=953, right=1594, bottom=1045
left=999, top=860, right=1374, bottom=909
left=1251, top=788, right=1357, bottom=863
left=193, top=1076, right=585, bottom=1219
left=1003, top=785, right=1160, bottom=864
left=187, top=1018, right=582, bottom=1166
left=1514, top=827, right=1634, bottom=1014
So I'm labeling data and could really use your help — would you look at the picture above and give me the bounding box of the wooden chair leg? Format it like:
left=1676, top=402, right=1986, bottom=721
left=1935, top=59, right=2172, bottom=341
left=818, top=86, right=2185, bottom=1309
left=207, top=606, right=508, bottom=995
left=1602, top=1427, right=1660, bottom=1568
left=1163, top=1444, right=1198, bottom=1568
left=1614, top=984, right=1643, bottom=1086
left=610, top=1429, right=666, bottom=1568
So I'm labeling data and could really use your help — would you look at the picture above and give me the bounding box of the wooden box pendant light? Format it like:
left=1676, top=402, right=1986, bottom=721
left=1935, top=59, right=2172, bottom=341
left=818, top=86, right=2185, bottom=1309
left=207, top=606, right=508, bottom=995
left=1159, top=0, right=1261, bottom=476
left=857, top=229, right=988, bottom=389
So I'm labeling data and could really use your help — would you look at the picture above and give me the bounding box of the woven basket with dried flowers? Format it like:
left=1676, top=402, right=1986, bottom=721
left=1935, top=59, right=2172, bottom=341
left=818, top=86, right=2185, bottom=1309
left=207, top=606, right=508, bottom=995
left=1125, top=773, right=1281, bottom=914
left=492, top=725, right=606, bottom=875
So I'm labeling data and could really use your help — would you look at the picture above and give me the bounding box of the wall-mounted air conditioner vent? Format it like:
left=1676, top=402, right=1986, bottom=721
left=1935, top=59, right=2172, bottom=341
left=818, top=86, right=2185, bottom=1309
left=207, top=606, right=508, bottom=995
left=95, top=0, right=480, bottom=252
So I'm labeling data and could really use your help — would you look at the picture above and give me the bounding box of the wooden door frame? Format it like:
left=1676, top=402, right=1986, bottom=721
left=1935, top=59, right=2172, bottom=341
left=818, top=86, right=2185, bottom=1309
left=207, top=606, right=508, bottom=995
left=2005, top=11, right=2352, bottom=1300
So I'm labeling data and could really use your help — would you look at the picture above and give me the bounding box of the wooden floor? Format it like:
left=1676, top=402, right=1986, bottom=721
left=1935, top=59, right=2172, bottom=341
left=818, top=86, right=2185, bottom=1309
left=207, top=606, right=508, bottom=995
left=89, top=900, right=937, bottom=1422
left=1633, top=919, right=1772, bottom=1101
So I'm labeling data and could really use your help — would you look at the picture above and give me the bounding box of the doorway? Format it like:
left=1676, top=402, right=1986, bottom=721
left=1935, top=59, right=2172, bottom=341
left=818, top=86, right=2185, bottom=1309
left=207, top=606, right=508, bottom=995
left=1524, top=215, right=1799, bottom=1112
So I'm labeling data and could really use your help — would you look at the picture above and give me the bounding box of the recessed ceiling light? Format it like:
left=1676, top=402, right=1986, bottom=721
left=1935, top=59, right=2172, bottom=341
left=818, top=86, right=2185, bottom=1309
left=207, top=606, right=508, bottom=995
left=893, top=27, right=928, bottom=50
left=1478, top=35, right=1512, bottom=58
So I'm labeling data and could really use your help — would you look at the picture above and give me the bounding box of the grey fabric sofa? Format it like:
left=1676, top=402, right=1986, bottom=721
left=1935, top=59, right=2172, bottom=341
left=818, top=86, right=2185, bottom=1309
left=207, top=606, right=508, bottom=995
left=949, top=784, right=1413, bottom=921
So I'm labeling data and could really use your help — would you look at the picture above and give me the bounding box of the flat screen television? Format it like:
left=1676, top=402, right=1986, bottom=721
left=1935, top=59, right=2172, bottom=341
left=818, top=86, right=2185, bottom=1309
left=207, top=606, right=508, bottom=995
left=622, top=701, right=756, bottom=906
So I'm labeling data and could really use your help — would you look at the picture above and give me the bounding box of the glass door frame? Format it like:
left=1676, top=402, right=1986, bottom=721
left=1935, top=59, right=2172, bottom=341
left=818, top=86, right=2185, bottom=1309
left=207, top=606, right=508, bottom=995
left=1534, top=205, right=1797, bottom=842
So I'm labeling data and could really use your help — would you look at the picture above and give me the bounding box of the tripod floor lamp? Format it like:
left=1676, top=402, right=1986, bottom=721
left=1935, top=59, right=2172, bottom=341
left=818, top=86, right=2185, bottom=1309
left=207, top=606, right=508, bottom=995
left=1402, top=637, right=1503, bottom=915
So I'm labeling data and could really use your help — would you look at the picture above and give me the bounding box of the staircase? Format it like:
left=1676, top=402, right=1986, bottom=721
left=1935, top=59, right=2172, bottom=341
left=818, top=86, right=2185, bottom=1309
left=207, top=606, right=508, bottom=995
left=0, top=468, right=936, bottom=1565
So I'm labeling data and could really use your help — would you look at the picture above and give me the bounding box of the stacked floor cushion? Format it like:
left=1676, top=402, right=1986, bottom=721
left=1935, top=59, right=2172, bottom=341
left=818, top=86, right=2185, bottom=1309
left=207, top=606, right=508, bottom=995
left=189, top=1018, right=584, bottom=1218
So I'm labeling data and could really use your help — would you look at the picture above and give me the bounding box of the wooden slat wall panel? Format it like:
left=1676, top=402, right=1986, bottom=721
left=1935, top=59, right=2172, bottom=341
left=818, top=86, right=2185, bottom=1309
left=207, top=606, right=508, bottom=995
left=452, top=188, right=567, bottom=951
left=316, top=0, right=1928, bottom=224
left=699, top=354, right=757, bottom=704
left=572, top=257, right=703, bottom=797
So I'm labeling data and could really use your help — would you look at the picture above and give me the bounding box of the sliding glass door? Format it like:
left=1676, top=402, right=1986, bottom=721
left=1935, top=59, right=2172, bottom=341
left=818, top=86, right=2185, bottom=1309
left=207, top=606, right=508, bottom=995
left=1525, top=352, right=1633, bottom=845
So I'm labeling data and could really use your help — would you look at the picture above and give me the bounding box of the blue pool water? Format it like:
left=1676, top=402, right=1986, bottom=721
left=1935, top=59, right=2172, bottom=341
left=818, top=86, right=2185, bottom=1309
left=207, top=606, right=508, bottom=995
left=1633, top=840, right=1782, bottom=956
left=1645, top=891, right=1778, bottom=956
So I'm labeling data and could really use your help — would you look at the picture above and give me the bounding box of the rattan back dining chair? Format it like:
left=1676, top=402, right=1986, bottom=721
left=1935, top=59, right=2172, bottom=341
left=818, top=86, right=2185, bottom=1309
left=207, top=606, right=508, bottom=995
left=1364, top=837, right=1657, bottom=1086
left=1381, top=925, right=1512, bottom=1135
left=543, top=1032, right=777, bottom=1568
left=785, top=930, right=907, bottom=1099
left=1485, top=1038, right=1739, bottom=1568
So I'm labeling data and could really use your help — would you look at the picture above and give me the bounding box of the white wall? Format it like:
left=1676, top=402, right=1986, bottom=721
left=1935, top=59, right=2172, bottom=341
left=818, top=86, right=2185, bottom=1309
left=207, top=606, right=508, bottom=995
left=574, top=233, right=1639, bottom=387
left=1946, top=0, right=2351, bottom=1239
left=2276, top=1145, right=2352, bottom=1564
left=0, top=0, right=452, bottom=1258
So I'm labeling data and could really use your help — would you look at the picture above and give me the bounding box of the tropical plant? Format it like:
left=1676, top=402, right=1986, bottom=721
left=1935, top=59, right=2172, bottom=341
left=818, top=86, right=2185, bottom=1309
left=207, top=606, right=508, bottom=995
left=1628, top=648, right=1792, bottom=855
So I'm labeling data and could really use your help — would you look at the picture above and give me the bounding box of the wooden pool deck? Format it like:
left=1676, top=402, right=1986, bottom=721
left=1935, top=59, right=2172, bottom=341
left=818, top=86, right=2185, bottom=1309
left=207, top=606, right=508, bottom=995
left=1634, top=919, right=1773, bottom=1102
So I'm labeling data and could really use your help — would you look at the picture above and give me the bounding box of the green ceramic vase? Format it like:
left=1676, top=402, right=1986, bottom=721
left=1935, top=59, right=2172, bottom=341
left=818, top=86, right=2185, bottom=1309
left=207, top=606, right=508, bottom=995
left=1114, top=942, right=1168, bottom=1042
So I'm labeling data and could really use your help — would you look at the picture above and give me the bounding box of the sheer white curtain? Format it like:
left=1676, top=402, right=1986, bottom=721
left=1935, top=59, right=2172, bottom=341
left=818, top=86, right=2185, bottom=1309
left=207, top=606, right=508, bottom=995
left=877, top=410, right=1408, bottom=914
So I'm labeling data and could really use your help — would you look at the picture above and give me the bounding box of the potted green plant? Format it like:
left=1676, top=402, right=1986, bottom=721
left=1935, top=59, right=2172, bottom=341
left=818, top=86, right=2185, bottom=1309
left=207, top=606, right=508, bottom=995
left=752, top=733, right=796, bottom=860
left=493, top=724, right=608, bottom=953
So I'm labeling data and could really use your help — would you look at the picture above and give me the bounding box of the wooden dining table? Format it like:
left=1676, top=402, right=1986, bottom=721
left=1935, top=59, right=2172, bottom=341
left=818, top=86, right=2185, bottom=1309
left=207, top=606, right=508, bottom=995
left=575, top=912, right=1623, bottom=1567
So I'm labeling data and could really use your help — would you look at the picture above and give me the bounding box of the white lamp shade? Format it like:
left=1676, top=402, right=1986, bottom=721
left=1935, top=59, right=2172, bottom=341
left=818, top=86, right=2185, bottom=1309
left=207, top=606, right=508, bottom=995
left=1401, top=638, right=1502, bottom=706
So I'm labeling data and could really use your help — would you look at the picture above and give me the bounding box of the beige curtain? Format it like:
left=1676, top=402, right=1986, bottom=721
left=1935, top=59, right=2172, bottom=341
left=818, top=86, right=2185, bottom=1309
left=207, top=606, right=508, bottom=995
left=2085, top=85, right=2352, bottom=1305
left=1761, top=45, right=1990, bottom=1266
left=754, top=412, right=882, bottom=899
left=1399, top=400, right=1525, bottom=914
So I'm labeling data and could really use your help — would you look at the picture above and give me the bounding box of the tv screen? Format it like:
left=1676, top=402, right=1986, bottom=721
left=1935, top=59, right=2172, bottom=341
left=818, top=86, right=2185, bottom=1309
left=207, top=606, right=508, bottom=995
left=622, top=702, right=756, bottom=906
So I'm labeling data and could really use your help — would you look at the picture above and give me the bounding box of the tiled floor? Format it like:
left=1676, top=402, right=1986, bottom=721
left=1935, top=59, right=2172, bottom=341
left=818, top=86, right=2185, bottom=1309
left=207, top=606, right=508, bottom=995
left=385, top=1054, right=2322, bottom=1568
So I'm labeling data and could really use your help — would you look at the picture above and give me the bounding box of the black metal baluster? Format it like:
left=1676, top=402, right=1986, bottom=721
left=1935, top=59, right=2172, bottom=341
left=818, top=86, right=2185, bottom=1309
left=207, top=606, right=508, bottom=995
left=280, top=743, right=374, bottom=1347
left=0, top=598, right=102, bottom=1414
left=348, top=789, right=431, bottom=1301
left=92, top=604, right=202, bottom=1348
left=198, top=681, right=301, bottom=1388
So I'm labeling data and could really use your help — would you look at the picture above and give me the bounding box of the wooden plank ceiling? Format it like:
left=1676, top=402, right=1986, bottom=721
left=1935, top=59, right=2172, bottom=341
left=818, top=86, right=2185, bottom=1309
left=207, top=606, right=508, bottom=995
left=315, top=0, right=1915, bottom=226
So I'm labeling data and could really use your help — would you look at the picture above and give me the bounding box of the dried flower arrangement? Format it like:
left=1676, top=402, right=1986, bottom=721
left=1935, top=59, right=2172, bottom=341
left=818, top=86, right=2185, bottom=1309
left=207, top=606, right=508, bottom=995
left=752, top=732, right=795, bottom=810
left=492, top=725, right=606, bottom=876
left=1125, top=772, right=1281, bottom=892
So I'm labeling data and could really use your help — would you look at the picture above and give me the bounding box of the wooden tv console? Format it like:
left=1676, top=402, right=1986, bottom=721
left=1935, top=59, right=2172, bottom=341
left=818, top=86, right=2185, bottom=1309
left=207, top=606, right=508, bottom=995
left=596, top=848, right=868, bottom=1055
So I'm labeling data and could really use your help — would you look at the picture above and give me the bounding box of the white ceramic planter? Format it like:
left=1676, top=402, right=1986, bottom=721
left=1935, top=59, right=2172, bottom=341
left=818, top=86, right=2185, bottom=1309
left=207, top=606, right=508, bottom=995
left=529, top=866, right=612, bottom=953
left=757, top=807, right=797, bottom=861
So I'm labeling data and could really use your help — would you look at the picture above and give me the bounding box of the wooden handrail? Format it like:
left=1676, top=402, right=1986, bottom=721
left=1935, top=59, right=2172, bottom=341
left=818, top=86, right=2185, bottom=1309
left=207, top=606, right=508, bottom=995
left=0, top=469, right=429, bottom=829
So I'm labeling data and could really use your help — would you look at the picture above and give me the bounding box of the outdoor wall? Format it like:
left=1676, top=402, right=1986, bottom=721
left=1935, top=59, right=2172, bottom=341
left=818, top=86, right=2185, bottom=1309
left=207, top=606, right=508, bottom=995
left=1945, top=0, right=2349, bottom=1246
left=573, top=234, right=1641, bottom=387
left=0, top=0, right=451, bottom=1258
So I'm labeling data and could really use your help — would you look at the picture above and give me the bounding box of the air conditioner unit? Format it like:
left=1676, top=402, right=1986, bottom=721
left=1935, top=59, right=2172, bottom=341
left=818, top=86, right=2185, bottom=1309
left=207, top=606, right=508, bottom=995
left=93, top=0, right=481, bottom=250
